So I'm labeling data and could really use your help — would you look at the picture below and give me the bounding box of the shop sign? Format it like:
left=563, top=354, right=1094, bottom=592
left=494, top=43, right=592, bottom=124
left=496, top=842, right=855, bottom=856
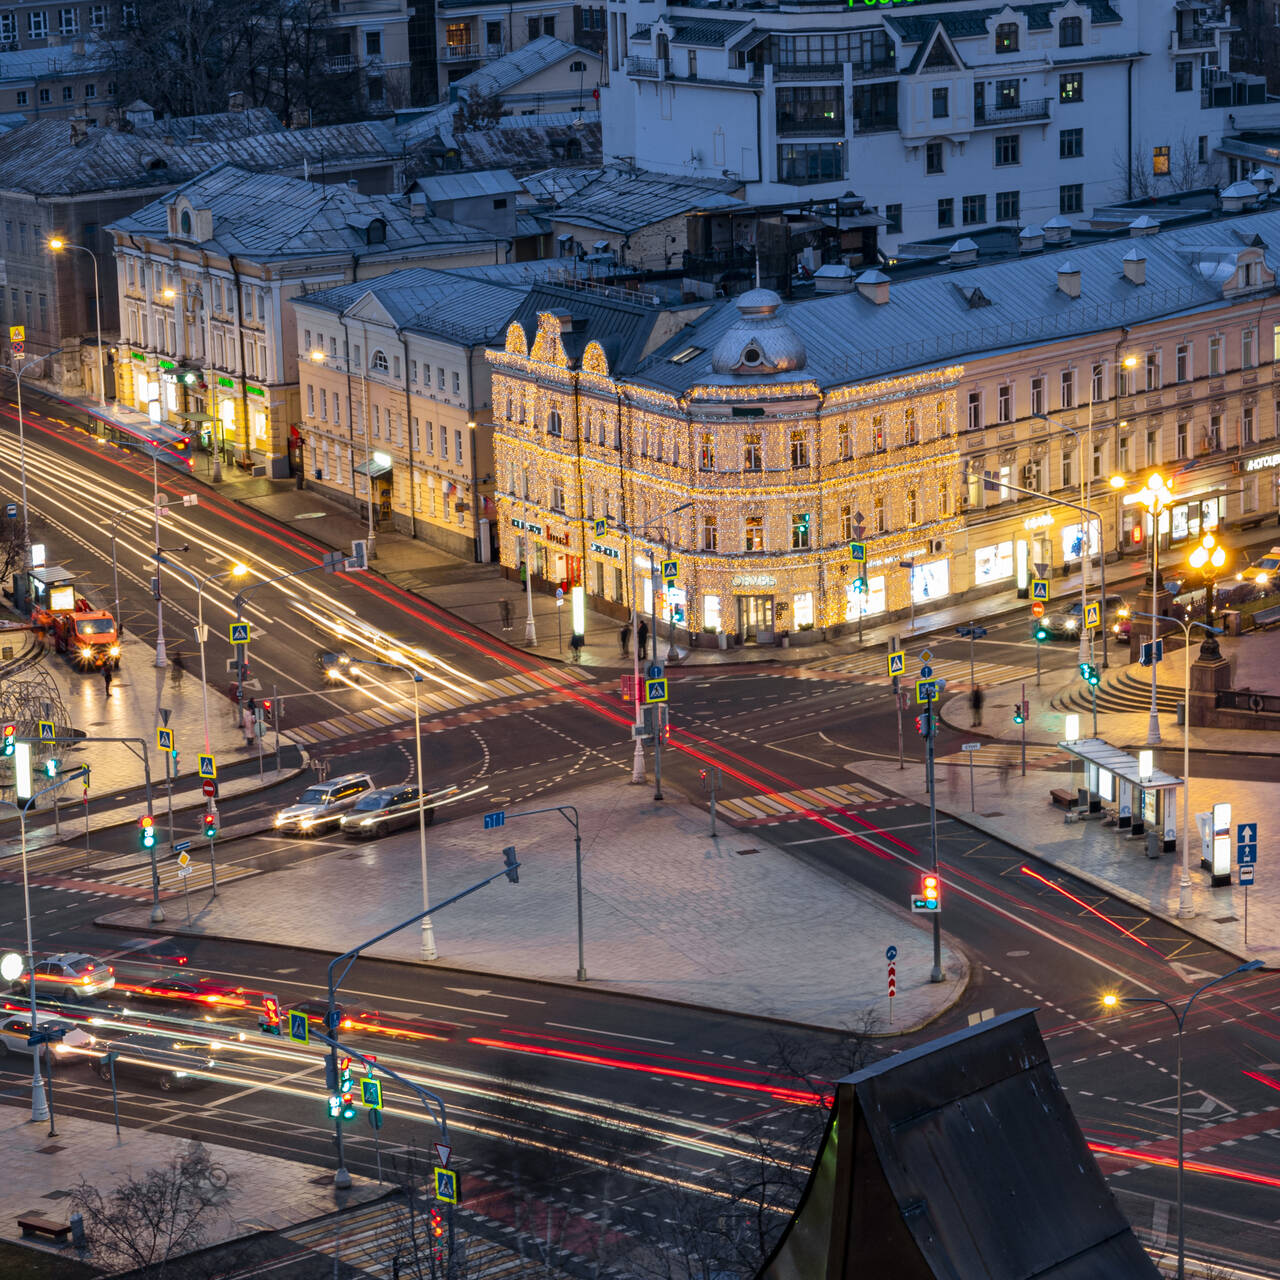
left=247, top=384, right=265, bottom=397
left=546, top=527, right=571, bottom=547
left=1245, top=451, right=1280, bottom=473
left=511, top=517, right=543, bottom=536
left=217, top=376, right=235, bottom=389
left=870, top=545, right=925, bottom=570
left=731, top=574, right=777, bottom=589
left=1023, top=513, right=1054, bottom=530
left=130, top=350, right=146, bottom=362
left=158, top=359, right=175, bottom=371
left=590, top=541, right=620, bottom=559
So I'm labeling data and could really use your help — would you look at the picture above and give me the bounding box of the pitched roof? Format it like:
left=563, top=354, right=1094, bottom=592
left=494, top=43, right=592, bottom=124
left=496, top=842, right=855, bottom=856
left=416, top=168, right=522, bottom=202
left=550, top=168, right=742, bottom=235
left=0, top=110, right=401, bottom=198
left=108, top=164, right=497, bottom=262
left=887, top=0, right=1121, bottom=43
left=451, top=36, right=597, bottom=100
left=295, top=266, right=528, bottom=344
left=0, top=41, right=115, bottom=82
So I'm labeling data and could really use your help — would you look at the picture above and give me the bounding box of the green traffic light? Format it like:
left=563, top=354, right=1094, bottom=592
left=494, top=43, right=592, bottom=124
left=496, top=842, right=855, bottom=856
left=1034, top=625, right=1049, bottom=642
left=45, top=758, right=58, bottom=777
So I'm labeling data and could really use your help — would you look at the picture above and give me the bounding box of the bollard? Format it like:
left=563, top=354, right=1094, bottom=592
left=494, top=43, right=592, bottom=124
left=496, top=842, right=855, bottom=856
left=70, top=1211, right=85, bottom=1247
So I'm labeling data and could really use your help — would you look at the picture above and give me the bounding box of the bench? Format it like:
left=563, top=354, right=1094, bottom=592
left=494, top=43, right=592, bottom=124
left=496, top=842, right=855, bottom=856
left=1252, top=604, right=1280, bottom=631
left=18, top=1214, right=71, bottom=1242
left=1049, top=788, right=1075, bottom=810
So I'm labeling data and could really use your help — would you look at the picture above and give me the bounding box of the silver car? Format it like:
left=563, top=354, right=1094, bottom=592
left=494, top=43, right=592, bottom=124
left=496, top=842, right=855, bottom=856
left=273, top=774, right=374, bottom=835
left=14, top=953, right=116, bottom=1001
left=0, top=1013, right=96, bottom=1061
left=340, top=786, right=434, bottom=840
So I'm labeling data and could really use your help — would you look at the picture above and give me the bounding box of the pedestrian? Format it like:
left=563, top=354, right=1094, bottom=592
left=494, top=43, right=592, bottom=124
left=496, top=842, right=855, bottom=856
left=499, top=598, right=513, bottom=631
left=242, top=706, right=255, bottom=749
left=999, top=757, right=1013, bottom=792
left=970, top=683, right=984, bottom=727
left=170, top=649, right=186, bottom=686
left=619, top=623, right=630, bottom=657
left=637, top=617, right=649, bottom=661
left=569, top=631, right=584, bottom=664
left=102, top=663, right=113, bottom=696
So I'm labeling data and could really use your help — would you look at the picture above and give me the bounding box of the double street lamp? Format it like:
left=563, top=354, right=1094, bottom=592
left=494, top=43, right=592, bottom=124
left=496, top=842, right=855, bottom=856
left=1102, top=959, right=1263, bottom=1280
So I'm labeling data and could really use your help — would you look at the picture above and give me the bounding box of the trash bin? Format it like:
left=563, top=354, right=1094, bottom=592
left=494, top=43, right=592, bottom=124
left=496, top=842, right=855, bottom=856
left=1222, top=609, right=1242, bottom=635
left=1146, top=830, right=1161, bottom=859
left=717, top=632, right=728, bottom=651
left=1175, top=700, right=1185, bottom=725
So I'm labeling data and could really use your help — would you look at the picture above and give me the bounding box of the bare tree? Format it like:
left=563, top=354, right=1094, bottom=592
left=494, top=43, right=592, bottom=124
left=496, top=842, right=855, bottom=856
left=1113, top=134, right=1226, bottom=202
left=0, top=516, right=28, bottom=587
left=71, top=1142, right=233, bottom=1278
left=453, top=88, right=507, bottom=132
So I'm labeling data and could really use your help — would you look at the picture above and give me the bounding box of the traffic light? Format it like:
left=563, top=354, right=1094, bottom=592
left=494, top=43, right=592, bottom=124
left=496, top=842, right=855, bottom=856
left=502, top=845, right=519, bottom=884
left=1033, top=623, right=1050, bottom=643
left=139, top=814, right=156, bottom=850
left=203, top=809, right=217, bottom=840
left=911, top=874, right=941, bottom=912
left=336, top=1056, right=357, bottom=1120
left=1079, top=662, right=1100, bottom=687
left=259, top=699, right=273, bottom=726
left=429, top=1205, right=444, bottom=1243
left=44, top=757, right=58, bottom=777
left=260, top=994, right=281, bottom=1034
left=914, top=711, right=933, bottom=739
left=2, top=724, right=14, bottom=756
left=1012, top=704, right=1025, bottom=725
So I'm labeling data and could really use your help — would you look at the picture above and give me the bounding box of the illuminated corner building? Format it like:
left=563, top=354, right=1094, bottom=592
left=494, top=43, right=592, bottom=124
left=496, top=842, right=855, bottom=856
left=295, top=267, right=530, bottom=561
left=107, top=164, right=503, bottom=479
left=488, top=279, right=962, bottom=646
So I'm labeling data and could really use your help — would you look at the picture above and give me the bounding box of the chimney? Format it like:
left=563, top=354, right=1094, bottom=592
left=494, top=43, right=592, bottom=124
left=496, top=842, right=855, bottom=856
left=1221, top=179, right=1260, bottom=212
left=1127, top=214, right=1159, bottom=237
left=812, top=263, right=855, bottom=293
left=348, top=178, right=359, bottom=189
left=1018, top=224, right=1044, bottom=253
left=72, top=38, right=84, bottom=54
left=1043, top=215, right=1072, bottom=245
left=228, top=90, right=245, bottom=113
left=1056, top=260, right=1082, bottom=299
left=1122, top=248, right=1147, bottom=286
left=69, top=115, right=89, bottom=145
left=946, top=238, right=978, bottom=266
left=124, top=100, right=155, bottom=129
left=854, top=268, right=890, bottom=305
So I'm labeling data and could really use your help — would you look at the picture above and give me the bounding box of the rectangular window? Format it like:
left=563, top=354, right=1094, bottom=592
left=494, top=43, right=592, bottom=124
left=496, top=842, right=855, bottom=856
left=58, top=7, right=77, bottom=33
left=1062, top=449, right=1074, bottom=489
left=966, top=391, right=982, bottom=431
left=994, top=134, right=1019, bottom=167
left=996, top=78, right=1020, bottom=110
left=962, top=194, right=986, bottom=225
left=15, top=90, right=26, bottom=106
left=1176, top=343, right=1190, bottom=382
left=455, top=430, right=462, bottom=464
left=744, top=515, right=764, bottom=552
left=1059, top=127, right=1083, bottom=159
left=1176, top=419, right=1188, bottom=458
left=872, top=414, right=886, bottom=451
left=307, top=384, right=314, bottom=415
left=1147, top=428, right=1158, bottom=465
left=439, top=424, right=446, bottom=456
left=424, top=421, right=433, bottom=455
left=1091, top=442, right=1103, bottom=479
left=1059, top=71, right=1083, bottom=103
left=791, top=512, right=811, bottom=549
left=1088, top=362, right=1103, bottom=401
left=1209, top=336, right=1222, bottom=376
left=1243, top=327, right=1257, bottom=369
left=699, top=431, right=715, bottom=470
left=1031, top=376, right=1045, bottom=416
left=840, top=504, right=853, bottom=541
left=996, top=190, right=1020, bottom=221
left=1153, top=145, right=1170, bottom=176
left=925, top=141, right=944, bottom=174
left=790, top=429, right=809, bottom=468
left=931, top=87, right=948, bottom=118
left=1059, top=183, right=1083, bottom=214
left=452, top=371, right=461, bottom=394
left=1207, top=414, right=1222, bottom=451
left=700, top=514, right=717, bottom=551
left=743, top=432, right=762, bottom=470
left=885, top=203, right=902, bottom=235
left=837, top=422, right=851, bottom=459
left=28, top=10, right=47, bottom=38
left=1059, top=15, right=1082, bottom=46
left=90, top=4, right=106, bottom=27
left=995, top=21, right=1018, bottom=53
left=1243, top=404, right=1256, bottom=444
left=0, top=12, right=15, bottom=38
left=1118, top=434, right=1130, bottom=472
left=776, top=142, right=846, bottom=184
left=320, top=388, right=327, bottom=420
left=62, top=86, right=73, bottom=101
left=937, top=197, right=954, bottom=229
left=1145, top=352, right=1161, bottom=391
left=1060, top=368, right=1075, bottom=409
left=997, top=384, right=1012, bottom=422
left=1175, top=60, right=1193, bottom=92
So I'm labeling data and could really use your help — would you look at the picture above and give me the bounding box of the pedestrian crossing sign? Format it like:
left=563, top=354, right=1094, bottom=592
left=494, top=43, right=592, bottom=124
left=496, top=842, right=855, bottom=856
left=645, top=678, right=668, bottom=703
left=287, top=1011, right=308, bottom=1044
left=360, top=1077, right=382, bottom=1109
left=229, top=622, right=251, bottom=645
left=1084, top=601, right=1101, bottom=629
left=156, top=727, right=174, bottom=753
left=594, top=518, right=607, bottom=537
left=38, top=720, right=55, bottom=742
left=197, top=754, right=216, bottom=780
left=887, top=650, right=905, bottom=677
left=1031, top=578, right=1050, bottom=601
left=849, top=541, right=866, bottom=563
left=916, top=679, right=938, bottom=703
left=434, top=1167, right=458, bottom=1204
left=661, top=558, right=679, bottom=583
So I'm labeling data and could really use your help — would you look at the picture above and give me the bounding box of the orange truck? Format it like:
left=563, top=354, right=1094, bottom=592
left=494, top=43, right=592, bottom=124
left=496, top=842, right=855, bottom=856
left=32, top=592, right=120, bottom=670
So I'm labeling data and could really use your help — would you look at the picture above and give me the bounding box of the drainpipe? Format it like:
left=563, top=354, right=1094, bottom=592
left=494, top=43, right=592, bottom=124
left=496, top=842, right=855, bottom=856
left=397, top=325, right=416, bottom=541
left=465, top=344, right=482, bottom=560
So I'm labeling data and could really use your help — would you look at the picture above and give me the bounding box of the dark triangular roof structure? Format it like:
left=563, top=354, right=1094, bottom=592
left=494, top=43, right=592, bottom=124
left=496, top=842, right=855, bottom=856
left=760, top=1010, right=1160, bottom=1280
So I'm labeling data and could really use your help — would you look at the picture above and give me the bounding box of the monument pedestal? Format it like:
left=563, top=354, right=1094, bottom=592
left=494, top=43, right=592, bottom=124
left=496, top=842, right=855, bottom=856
left=1127, top=582, right=1174, bottom=664
left=1188, top=650, right=1232, bottom=728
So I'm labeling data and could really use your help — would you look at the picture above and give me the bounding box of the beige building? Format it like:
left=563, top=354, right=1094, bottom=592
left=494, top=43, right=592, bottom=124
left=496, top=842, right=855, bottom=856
left=108, top=163, right=502, bottom=476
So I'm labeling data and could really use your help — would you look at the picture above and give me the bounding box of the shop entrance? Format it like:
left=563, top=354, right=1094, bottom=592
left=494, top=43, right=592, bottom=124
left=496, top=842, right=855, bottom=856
left=737, top=595, right=774, bottom=642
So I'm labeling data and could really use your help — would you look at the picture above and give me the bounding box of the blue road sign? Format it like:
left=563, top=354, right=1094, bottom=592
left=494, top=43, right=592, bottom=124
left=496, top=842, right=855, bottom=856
left=920, top=664, right=933, bottom=679
left=287, top=1011, right=309, bottom=1044
left=887, top=650, right=906, bottom=677
left=594, top=519, right=606, bottom=537
left=1237, top=831, right=1258, bottom=865
left=1238, top=821, right=1257, bottom=846
left=156, top=727, right=174, bottom=753
left=197, top=754, right=217, bottom=780
left=434, top=1167, right=458, bottom=1204
left=915, top=679, right=938, bottom=704
left=174, top=840, right=191, bottom=854
left=885, top=945, right=898, bottom=962
left=1140, top=639, right=1164, bottom=667
left=849, top=541, right=866, bottom=563
left=645, top=677, right=668, bottom=703
left=483, top=810, right=506, bottom=830
left=38, top=720, right=55, bottom=742
left=4, top=503, right=16, bottom=518
left=1240, top=864, right=1255, bottom=885
left=647, top=664, right=663, bottom=679
left=361, top=1077, right=382, bottom=1109
left=1030, top=578, right=1050, bottom=601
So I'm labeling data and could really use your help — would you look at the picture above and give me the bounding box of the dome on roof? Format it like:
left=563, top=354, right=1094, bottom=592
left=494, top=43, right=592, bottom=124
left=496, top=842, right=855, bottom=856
left=710, top=289, right=806, bottom=376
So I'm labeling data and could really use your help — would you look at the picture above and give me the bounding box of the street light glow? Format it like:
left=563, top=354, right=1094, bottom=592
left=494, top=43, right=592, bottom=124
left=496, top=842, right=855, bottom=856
left=230, top=563, right=249, bottom=577
left=1101, top=993, right=1118, bottom=1008
left=48, top=237, right=65, bottom=251
left=309, top=350, right=325, bottom=362
left=1122, top=354, right=1139, bottom=368
left=1108, top=474, right=1126, bottom=489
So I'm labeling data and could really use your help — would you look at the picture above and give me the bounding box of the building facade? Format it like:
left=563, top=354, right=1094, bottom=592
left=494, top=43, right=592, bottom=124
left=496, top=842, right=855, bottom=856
left=488, top=204, right=1280, bottom=643
left=602, top=0, right=1260, bottom=252
left=294, top=267, right=528, bottom=559
left=108, top=164, right=501, bottom=476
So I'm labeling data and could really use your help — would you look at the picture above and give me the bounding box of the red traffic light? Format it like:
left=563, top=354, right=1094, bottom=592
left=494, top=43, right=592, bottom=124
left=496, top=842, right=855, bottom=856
left=139, top=815, right=154, bottom=829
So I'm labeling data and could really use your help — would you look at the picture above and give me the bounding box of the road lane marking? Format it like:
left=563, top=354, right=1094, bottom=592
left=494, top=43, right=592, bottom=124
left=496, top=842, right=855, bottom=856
left=545, top=1022, right=675, bottom=1045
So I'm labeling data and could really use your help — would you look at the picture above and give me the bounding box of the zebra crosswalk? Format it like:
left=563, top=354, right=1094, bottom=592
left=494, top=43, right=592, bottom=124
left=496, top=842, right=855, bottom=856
left=799, top=652, right=1040, bottom=692
left=934, top=743, right=1070, bottom=770
left=0, top=841, right=257, bottom=896
left=717, top=780, right=899, bottom=823
left=289, top=666, right=588, bottom=747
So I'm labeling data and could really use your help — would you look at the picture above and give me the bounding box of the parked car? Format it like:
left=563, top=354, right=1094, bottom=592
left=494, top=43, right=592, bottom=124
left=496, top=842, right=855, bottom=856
left=1040, top=595, right=1127, bottom=639
left=92, top=1034, right=217, bottom=1092
left=273, top=774, right=374, bottom=834
left=340, top=786, right=432, bottom=840
left=0, top=1013, right=96, bottom=1061
left=11, top=953, right=115, bottom=1002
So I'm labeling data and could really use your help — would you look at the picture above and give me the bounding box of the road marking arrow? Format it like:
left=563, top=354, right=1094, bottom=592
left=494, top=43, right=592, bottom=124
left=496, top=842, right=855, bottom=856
left=445, top=987, right=546, bottom=1004
left=1166, top=960, right=1221, bottom=984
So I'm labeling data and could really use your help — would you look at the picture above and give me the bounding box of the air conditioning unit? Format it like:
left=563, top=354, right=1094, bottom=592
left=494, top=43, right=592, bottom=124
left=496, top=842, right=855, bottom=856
left=930, top=538, right=945, bottom=554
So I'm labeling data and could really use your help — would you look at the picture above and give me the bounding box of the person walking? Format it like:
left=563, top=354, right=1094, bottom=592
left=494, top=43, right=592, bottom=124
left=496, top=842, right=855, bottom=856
left=242, top=705, right=256, bottom=749
left=102, top=664, right=113, bottom=697
left=569, top=631, right=584, bottom=664
left=637, top=617, right=649, bottom=661
left=170, top=649, right=186, bottom=686
left=499, top=598, right=513, bottom=632
left=970, top=683, right=984, bottom=727
left=619, top=623, right=630, bottom=657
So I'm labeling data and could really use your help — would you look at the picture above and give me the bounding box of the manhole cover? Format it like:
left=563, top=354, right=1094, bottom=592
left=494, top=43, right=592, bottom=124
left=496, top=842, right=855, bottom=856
left=1213, top=915, right=1239, bottom=924
left=736, top=848, right=757, bottom=856
left=37, top=1144, right=65, bottom=1155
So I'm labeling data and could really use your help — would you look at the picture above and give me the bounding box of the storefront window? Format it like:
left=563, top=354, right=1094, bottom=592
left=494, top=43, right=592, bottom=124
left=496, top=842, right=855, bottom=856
left=1061, top=522, right=1099, bottom=560
left=663, top=586, right=687, bottom=626
left=703, top=594, right=721, bottom=632
left=793, top=592, right=814, bottom=628
left=846, top=575, right=886, bottom=620
left=1171, top=505, right=1189, bottom=541
left=911, top=560, right=949, bottom=603
left=974, top=540, right=1014, bottom=583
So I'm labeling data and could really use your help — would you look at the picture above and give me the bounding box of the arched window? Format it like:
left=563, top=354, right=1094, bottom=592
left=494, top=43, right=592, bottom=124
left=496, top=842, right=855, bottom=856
left=371, top=349, right=389, bottom=372
left=179, top=209, right=192, bottom=236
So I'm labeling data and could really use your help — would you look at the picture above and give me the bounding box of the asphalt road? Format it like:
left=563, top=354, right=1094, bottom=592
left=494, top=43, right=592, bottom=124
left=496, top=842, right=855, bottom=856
left=2, top=394, right=1279, bottom=1276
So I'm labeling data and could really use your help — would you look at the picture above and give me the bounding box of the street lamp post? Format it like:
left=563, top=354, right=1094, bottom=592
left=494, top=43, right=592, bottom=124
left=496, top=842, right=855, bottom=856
left=1119, top=472, right=1175, bottom=745
left=1033, top=413, right=1091, bottom=665
left=1131, top=611, right=1222, bottom=920
left=47, top=239, right=105, bottom=409
left=1188, top=532, right=1225, bottom=628
left=9, top=348, right=64, bottom=557
left=331, top=655, right=437, bottom=960
left=1102, top=959, right=1264, bottom=1280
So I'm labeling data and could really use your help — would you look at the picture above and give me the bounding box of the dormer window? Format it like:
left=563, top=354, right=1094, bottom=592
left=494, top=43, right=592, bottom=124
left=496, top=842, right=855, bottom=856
left=995, top=22, right=1018, bottom=54
left=371, top=349, right=389, bottom=372
left=1059, top=16, right=1082, bottom=47
left=367, top=218, right=386, bottom=245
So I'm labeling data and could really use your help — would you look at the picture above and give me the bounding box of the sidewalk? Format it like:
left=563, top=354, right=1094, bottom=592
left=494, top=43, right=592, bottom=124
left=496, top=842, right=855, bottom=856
left=100, top=777, right=968, bottom=1035
left=0, top=1107, right=379, bottom=1260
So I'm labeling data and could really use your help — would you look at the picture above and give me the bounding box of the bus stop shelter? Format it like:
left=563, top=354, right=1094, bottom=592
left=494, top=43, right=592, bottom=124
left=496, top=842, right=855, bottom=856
left=1057, top=737, right=1183, bottom=854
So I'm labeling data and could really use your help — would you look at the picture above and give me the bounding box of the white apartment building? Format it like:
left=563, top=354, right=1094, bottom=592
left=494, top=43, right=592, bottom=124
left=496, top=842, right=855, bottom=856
left=601, top=0, right=1263, bottom=252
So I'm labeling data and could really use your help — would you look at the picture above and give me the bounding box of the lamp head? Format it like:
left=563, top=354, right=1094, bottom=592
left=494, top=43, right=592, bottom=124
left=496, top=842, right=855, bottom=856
left=1101, top=993, right=1119, bottom=1008
left=230, top=563, right=249, bottom=577
left=48, top=237, right=65, bottom=251
left=1109, top=474, right=1126, bottom=490
left=309, top=350, right=325, bottom=363
left=1122, top=354, right=1139, bottom=368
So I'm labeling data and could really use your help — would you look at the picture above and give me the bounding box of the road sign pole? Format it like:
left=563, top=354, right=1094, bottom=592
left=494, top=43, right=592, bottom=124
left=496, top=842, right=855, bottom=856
left=926, top=691, right=942, bottom=984
left=969, top=748, right=976, bottom=813
left=1036, top=638, right=1042, bottom=689
left=208, top=804, right=218, bottom=898
left=1021, top=682, right=1027, bottom=778
left=895, top=674, right=904, bottom=770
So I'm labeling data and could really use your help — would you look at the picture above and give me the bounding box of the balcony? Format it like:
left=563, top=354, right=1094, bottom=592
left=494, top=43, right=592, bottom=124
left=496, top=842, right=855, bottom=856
left=626, top=55, right=666, bottom=79
left=776, top=116, right=845, bottom=137
left=325, top=53, right=357, bottom=73
left=441, top=41, right=502, bottom=62
left=974, top=97, right=1051, bottom=126
left=1170, top=26, right=1216, bottom=51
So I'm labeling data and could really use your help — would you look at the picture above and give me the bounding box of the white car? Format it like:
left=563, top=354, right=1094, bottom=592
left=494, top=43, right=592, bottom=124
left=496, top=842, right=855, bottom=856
left=0, top=1012, right=96, bottom=1060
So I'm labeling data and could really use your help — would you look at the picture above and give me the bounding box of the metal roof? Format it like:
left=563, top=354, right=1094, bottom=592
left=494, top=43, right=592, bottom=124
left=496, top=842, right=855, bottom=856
left=416, top=169, right=522, bottom=202
left=664, top=14, right=752, bottom=47
left=551, top=167, right=742, bottom=235
left=295, top=266, right=528, bottom=345
left=1058, top=738, right=1184, bottom=789
left=887, top=0, right=1121, bottom=42
left=0, top=111, right=400, bottom=198
left=0, top=42, right=115, bottom=82
left=108, top=164, right=497, bottom=262
left=450, top=36, right=597, bottom=100
left=633, top=205, right=1280, bottom=393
